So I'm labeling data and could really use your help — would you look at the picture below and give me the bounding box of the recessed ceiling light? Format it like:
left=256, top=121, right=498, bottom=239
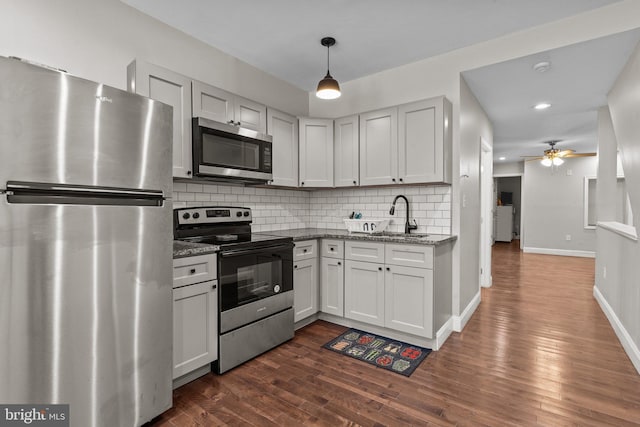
left=533, top=61, right=551, bottom=73
left=534, top=102, right=551, bottom=110
left=499, top=157, right=506, bottom=161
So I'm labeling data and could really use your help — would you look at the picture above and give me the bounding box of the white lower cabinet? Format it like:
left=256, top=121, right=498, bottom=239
left=321, top=257, right=344, bottom=316
left=293, top=258, right=318, bottom=322
left=172, top=255, right=218, bottom=381
left=384, top=265, right=433, bottom=338
left=344, top=260, right=385, bottom=327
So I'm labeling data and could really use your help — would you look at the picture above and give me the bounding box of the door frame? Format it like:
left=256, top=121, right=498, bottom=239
left=494, top=172, right=524, bottom=250
left=480, top=137, right=493, bottom=288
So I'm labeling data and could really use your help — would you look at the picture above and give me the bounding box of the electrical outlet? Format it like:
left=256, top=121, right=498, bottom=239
left=603, top=266, right=607, bottom=279
left=565, top=234, right=572, bottom=241
left=566, top=169, right=573, bottom=176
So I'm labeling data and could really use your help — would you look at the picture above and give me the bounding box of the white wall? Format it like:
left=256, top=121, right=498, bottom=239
left=594, top=40, right=640, bottom=374
left=523, top=157, right=598, bottom=256
left=494, top=162, right=524, bottom=176
left=0, top=0, right=309, bottom=117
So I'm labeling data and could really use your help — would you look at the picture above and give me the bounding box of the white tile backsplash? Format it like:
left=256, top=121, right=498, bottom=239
left=172, top=181, right=452, bottom=234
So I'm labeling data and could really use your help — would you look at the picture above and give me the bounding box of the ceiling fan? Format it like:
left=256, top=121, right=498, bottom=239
left=522, top=140, right=596, bottom=167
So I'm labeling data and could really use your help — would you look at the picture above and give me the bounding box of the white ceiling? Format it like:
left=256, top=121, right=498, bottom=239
left=462, top=28, right=640, bottom=162
left=122, top=0, right=618, bottom=91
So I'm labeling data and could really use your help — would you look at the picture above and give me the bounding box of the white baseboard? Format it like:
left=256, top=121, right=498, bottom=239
left=436, top=317, right=453, bottom=349
left=453, top=291, right=481, bottom=332
left=481, top=275, right=493, bottom=288
left=523, top=247, right=595, bottom=258
left=593, top=286, right=640, bottom=375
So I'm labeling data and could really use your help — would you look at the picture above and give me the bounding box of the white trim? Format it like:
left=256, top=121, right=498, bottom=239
left=523, top=247, right=595, bottom=258
left=598, top=221, right=638, bottom=241
left=453, top=291, right=481, bottom=332
left=493, top=172, right=523, bottom=178
left=435, top=317, right=453, bottom=349
left=593, top=286, right=640, bottom=374
left=481, top=275, right=493, bottom=288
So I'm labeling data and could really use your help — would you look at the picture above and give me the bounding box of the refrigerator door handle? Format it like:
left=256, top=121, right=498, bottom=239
left=5, top=181, right=166, bottom=206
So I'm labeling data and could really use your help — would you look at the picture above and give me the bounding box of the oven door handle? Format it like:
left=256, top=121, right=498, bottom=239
left=219, top=243, right=293, bottom=258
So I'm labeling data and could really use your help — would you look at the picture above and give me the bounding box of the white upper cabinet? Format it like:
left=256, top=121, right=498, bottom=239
left=398, top=97, right=452, bottom=184
left=334, top=115, right=359, bottom=187
left=192, top=80, right=266, bottom=133
left=267, top=108, right=298, bottom=187
left=359, top=107, right=398, bottom=186
left=127, top=60, right=193, bottom=178
left=299, top=118, right=334, bottom=188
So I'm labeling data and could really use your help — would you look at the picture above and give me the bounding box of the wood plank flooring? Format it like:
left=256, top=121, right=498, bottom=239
left=149, top=241, right=640, bottom=426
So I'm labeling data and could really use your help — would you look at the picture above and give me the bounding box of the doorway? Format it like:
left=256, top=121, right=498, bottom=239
left=494, top=175, right=522, bottom=248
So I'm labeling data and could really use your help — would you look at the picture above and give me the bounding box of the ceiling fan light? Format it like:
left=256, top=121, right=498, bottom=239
left=534, top=103, right=551, bottom=110
left=541, top=157, right=552, bottom=167
left=552, top=157, right=564, bottom=166
left=316, top=73, right=341, bottom=99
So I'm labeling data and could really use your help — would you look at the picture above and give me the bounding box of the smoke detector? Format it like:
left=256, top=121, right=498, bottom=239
left=533, top=61, right=551, bottom=73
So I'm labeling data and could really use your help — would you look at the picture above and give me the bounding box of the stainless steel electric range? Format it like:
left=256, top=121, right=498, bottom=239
left=174, top=206, right=294, bottom=373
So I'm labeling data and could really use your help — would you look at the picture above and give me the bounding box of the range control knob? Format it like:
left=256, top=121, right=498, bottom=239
left=182, top=213, right=190, bottom=220
left=243, top=211, right=250, bottom=217
left=193, top=212, right=200, bottom=219
left=236, top=211, right=243, bottom=217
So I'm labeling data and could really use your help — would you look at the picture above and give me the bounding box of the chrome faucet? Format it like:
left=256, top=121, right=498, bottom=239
left=389, top=195, right=418, bottom=234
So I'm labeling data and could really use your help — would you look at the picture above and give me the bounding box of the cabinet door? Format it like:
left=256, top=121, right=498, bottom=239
left=127, top=61, right=192, bottom=178
left=385, top=265, right=433, bottom=338
left=398, top=99, right=438, bottom=184
left=299, top=118, right=334, bottom=188
left=267, top=108, right=298, bottom=187
left=321, top=257, right=344, bottom=316
left=235, top=96, right=267, bottom=133
left=293, top=258, right=318, bottom=322
left=344, top=260, right=385, bottom=326
left=334, top=115, right=359, bottom=187
left=359, top=108, right=398, bottom=186
left=173, top=281, right=218, bottom=379
left=191, top=80, right=234, bottom=125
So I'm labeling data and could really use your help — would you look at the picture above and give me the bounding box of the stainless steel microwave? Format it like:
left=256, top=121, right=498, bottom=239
left=192, top=117, right=273, bottom=183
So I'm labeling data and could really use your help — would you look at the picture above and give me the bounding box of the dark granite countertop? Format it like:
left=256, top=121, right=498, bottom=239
left=255, top=228, right=456, bottom=246
left=173, top=240, right=219, bottom=259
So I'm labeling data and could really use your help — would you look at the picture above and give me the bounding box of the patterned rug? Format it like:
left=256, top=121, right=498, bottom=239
left=322, top=328, right=431, bottom=377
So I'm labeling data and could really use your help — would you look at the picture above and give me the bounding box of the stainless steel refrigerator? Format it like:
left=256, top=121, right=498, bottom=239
left=0, top=57, right=173, bottom=426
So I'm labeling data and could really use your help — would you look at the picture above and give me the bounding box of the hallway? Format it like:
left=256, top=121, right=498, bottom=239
left=152, top=242, right=640, bottom=426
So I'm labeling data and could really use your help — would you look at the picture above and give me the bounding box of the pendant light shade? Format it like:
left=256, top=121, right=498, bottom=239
left=316, top=37, right=341, bottom=99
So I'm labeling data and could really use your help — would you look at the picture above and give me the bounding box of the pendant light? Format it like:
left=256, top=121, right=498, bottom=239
left=316, top=37, right=341, bottom=99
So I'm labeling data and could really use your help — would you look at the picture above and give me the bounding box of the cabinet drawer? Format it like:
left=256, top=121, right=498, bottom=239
left=294, top=240, right=318, bottom=260
left=385, top=244, right=433, bottom=269
left=173, top=254, right=217, bottom=288
left=322, top=239, right=344, bottom=259
left=344, top=241, right=385, bottom=263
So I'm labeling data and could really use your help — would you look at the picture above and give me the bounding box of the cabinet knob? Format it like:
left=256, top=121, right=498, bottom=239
left=386, top=267, right=390, bottom=271
left=399, top=178, right=403, bottom=182
left=330, top=247, right=334, bottom=251
left=189, top=268, right=196, bottom=274
left=392, top=178, right=396, bottom=182
left=237, top=121, right=241, bottom=126
left=212, top=284, right=217, bottom=290
left=338, top=261, right=341, bottom=266
left=303, top=249, right=307, bottom=253
left=227, top=120, right=234, bottom=124
left=294, top=265, right=298, bottom=269
left=353, top=180, right=356, bottom=185
left=378, top=267, right=382, bottom=271
left=301, top=182, right=305, bottom=186
left=187, top=170, right=192, bottom=176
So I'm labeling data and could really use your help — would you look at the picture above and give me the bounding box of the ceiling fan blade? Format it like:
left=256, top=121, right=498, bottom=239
left=557, top=149, right=575, bottom=157
left=525, top=157, right=544, bottom=162
left=564, top=152, right=597, bottom=158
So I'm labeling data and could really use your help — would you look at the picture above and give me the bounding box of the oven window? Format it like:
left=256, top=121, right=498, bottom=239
left=202, top=133, right=260, bottom=170
left=220, top=252, right=292, bottom=311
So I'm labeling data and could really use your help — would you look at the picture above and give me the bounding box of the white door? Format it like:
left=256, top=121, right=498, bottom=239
left=320, top=257, right=344, bottom=316
left=293, top=258, right=318, bottom=322
left=359, top=108, right=398, bottom=186
left=127, top=61, right=193, bottom=178
left=398, top=99, right=438, bottom=184
left=384, top=265, right=433, bottom=338
left=299, top=118, right=334, bottom=188
left=267, top=108, right=298, bottom=187
left=191, top=80, right=234, bottom=125
left=172, top=281, right=217, bottom=379
left=234, top=95, right=267, bottom=133
left=344, top=260, right=385, bottom=326
left=334, top=115, right=359, bottom=187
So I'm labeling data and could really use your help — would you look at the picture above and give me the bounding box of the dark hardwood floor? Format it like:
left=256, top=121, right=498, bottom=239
left=151, top=241, right=640, bottom=426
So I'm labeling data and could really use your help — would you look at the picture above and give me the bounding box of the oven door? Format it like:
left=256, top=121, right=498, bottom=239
left=193, top=117, right=272, bottom=182
left=218, top=242, right=293, bottom=312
